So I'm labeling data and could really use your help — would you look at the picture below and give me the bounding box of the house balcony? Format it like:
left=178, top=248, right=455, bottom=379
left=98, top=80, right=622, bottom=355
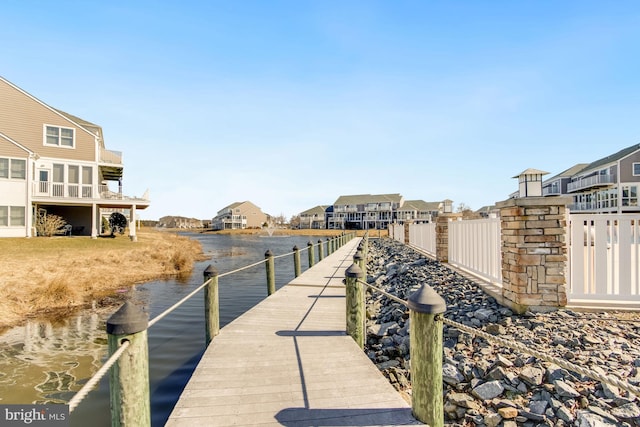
left=567, top=174, right=616, bottom=193
left=32, top=182, right=149, bottom=203
left=100, top=148, right=123, bottom=165
left=99, top=148, right=124, bottom=181
left=542, top=185, right=561, bottom=196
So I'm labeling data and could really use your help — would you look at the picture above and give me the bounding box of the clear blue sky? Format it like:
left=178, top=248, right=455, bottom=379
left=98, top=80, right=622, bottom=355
left=2, top=1, right=639, bottom=220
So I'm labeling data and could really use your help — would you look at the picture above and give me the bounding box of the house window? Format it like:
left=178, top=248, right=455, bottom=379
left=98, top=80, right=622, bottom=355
left=10, top=206, right=25, bottom=226
left=0, top=159, right=7, bottom=178
left=0, top=158, right=26, bottom=179
left=622, top=185, right=638, bottom=207
left=634, top=163, right=640, bottom=176
left=45, top=125, right=75, bottom=148
left=0, top=206, right=25, bottom=226
left=10, top=159, right=26, bottom=179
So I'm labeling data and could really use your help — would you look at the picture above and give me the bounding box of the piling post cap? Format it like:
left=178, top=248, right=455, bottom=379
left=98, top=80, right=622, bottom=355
left=345, top=263, right=364, bottom=278
left=293, top=245, right=298, bottom=251
left=308, top=241, right=313, bottom=246
left=407, top=284, right=446, bottom=314
left=318, top=239, right=322, bottom=243
left=353, top=251, right=363, bottom=261
left=203, top=264, right=218, bottom=278
left=106, top=301, right=148, bottom=335
left=265, top=249, right=273, bottom=257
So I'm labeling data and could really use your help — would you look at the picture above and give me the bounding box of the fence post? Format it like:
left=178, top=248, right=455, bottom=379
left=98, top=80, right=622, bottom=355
left=407, top=285, right=446, bottom=427
left=327, top=237, right=332, bottom=255
left=265, top=249, right=275, bottom=295
left=107, top=302, right=150, bottom=427
left=293, top=245, right=301, bottom=277
left=345, top=263, right=365, bottom=349
left=204, top=265, right=219, bottom=345
left=318, top=239, right=324, bottom=260
left=307, top=241, right=315, bottom=268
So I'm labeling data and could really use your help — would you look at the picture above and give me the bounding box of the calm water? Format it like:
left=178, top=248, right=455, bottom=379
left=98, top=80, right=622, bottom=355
left=0, top=233, right=328, bottom=426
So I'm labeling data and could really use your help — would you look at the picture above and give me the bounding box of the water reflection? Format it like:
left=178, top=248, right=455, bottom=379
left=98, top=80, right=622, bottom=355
left=0, top=308, right=110, bottom=404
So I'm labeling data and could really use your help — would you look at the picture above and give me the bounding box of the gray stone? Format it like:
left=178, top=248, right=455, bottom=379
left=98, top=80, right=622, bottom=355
left=529, top=400, right=548, bottom=415
left=554, top=380, right=581, bottom=398
left=576, top=410, right=619, bottom=427
left=520, top=366, right=544, bottom=386
left=443, top=363, right=465, bottom=385
left=610, top=402, right=640, bottom=420
left=556, top=406, right=574, bottom=423
left=471, top=380, right=504, bottom=400
left=447, top=392, right=479, bottom=410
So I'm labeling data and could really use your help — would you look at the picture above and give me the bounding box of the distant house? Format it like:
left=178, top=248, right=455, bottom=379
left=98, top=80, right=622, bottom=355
left=542, top=164, right=589, bottom=197
left=328, top=194, right=403, bottom=230
left=0, top=76, right=150, bottom=238
left=395, top=200, right=440, bottom=224
left=324, top=194, right=443, bottom=230
left=158, top=216, right=203, bottom=229
left=299, top=205, right=328, bottom=229
left=540, top=143, right=640, bottom=213
left=211, top=201, right=267, bottom=230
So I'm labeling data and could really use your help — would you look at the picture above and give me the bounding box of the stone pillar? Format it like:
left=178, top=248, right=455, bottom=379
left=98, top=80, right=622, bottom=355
left=435, top=213, right=461, bottom=263
left=496, top=196, right=571, bottom=311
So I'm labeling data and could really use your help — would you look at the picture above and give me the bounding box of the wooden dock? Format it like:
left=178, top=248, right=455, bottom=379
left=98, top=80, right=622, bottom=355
left=166, top=237, right=422, bottom=426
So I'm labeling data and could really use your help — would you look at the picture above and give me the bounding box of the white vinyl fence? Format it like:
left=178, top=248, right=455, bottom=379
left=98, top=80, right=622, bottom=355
left=390, top=223, right=404, bottom=243
left=448, top=217, right=502, bottom=286
left=568, top=213, right=640, bottom=305
left=408, top=223, right=436, bottom=257
left=401, top=213, right=640, bottom=307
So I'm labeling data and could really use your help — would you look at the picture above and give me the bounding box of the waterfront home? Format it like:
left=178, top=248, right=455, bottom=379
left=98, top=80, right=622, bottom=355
left=298, top=205, right=328, bottom=229
left=211, top=201, right=267, bottom=230
left=540, top=143, right=640, bottom=213
left=0, top=76, right=149, bottom=238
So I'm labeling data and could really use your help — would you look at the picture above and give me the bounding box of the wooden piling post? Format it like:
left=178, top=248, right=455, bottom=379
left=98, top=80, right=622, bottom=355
left=327, top=237, right=332, bottom=255
left=344, top=263, right=365, bottom=349
left=293, top=245, right=301, bottom=277
left=203, top=265, right=219, bottom=345
left=265, top=250, right=275, bottom=295
left=318, top=239, right=324, bottom=261
left=107, top=302, right=150, bottom=427
left=307, top=241, right=315, bottom=268
left=407, top=285, right=446, bottom=427
left=353, top=250, right=365, bottom=278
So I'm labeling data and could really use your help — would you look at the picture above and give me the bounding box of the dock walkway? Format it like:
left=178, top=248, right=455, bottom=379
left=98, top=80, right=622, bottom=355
left=166, top=237, right=421, bottom=426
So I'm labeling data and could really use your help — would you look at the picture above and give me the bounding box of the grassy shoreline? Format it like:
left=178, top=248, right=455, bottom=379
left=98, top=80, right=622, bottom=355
left=0, top=227, right=387, bottom=331
left=0, top=229, right=204, bottom=330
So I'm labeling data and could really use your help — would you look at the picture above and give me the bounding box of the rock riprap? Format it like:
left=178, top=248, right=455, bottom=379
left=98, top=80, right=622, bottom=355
left=364, top=238, right=640, bottom=426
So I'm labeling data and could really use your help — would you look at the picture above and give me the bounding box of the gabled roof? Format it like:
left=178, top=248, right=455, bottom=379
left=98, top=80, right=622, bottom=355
left=398, top=200, right=440, bottom=211
left=300, top=205, right=328, bottom=216
left=54, top=108, right=104, bottom=146
left=544, top=163, right=589, bottom=182
left=0, top=76, right=102, bottom=140
left=579, top=143, right=640, bottom=173
left=333, top=193, right=403, bottom=205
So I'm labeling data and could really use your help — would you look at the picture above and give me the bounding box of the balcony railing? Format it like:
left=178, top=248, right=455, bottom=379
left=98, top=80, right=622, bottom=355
left=100, top=148, right=123, bottom=165
left=32, top=182, right=149, bottom=202
left=567, top=174, right=616, bottom=193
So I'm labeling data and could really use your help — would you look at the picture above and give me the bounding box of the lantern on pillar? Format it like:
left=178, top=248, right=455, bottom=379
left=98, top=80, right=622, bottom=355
left=513, top=168, right=549, bottom=198
left=441, top=199, right=453, bottom=213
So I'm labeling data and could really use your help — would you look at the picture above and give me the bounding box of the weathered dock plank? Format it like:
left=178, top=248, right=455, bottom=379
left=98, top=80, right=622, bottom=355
left=166, top=238, right=422, bottom=426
